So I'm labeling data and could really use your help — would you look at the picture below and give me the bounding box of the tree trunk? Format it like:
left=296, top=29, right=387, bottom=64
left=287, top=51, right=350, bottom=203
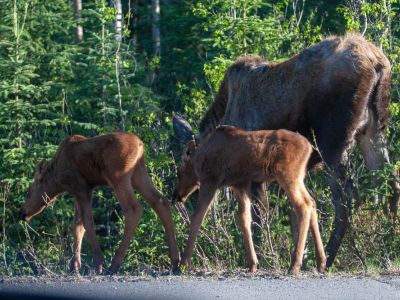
left=152, top=0, right=160, bottom=56
left=73, top=0, right=83, bottom=42
left=115, top=0, right=122, bottom=42
left=131, top=0, right=138, bottom=50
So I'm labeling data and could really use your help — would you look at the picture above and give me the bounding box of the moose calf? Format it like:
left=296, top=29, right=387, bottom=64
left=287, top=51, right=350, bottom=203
left=20, top=132, right=180, bottom=274
left=173, top=122, right=326, bottom=274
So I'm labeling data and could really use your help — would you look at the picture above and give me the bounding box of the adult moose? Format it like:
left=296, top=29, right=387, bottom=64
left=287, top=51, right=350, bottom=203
left=175, top=32, right=400, bottom=268
left=20, top=132, right=180, bottom=274
left=173, top=125, right=326, bottom=274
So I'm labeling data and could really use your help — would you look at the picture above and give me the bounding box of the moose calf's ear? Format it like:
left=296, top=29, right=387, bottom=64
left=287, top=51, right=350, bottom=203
left=173, top=115, right=194, bottom=144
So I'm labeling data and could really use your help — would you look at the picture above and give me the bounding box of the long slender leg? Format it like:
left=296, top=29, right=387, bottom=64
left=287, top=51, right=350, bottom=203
left=250, top=181, right=267, bottom=219
left=316, top=139, right=355, bottom=268
left=250, top=182, right=268, bottom=253
left=311, top=81, right=369, bottom=268
left=109, top=179, right=143, bottom=274
left=133, top=168, right=180, bottom=271
left=303, top=188, right=326, bottom=272
left=325, top=167, right=350, bottom=269
left=180, top=184, right=217, bottom=268
left=70, top=202, right=85, bottom=273
left=74, top=190, right=104, bottom=274
left=232, top=186, right=258, bottom=272
left=282, top=183, right=312, bottom=275
left=288, top=207, right=299, bottom=246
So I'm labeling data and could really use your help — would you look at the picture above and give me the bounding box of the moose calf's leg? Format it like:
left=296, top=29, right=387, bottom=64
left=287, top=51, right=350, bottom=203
left=76, top=192, right=104, bottom=274
left=134, top=172, right=180, bottom=271
left=149, top=197, right=181, bottom=273
left=288, top=208, right=299, bottom=246
left=250, top=181, right=267, bottom=222
left=285, top=185, right=312, bottom=275
left=306, top=194, right=326, bottom=272
left=181, top=185, right=217, bottom=268
left=110, top=182, right=143, bottom=274
left=233, top=187, right=258, bottom=272
left=70, top=202, right=85, bottom=273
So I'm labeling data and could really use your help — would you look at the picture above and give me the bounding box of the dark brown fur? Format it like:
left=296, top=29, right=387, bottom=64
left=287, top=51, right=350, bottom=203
left=198, top=32, right=400, bottom=267
left=20, top=132, right=180, bottom=274
left=174, top=126, right=326, bottom=274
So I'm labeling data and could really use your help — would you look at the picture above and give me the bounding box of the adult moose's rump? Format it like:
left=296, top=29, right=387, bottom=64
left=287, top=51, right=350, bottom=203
left=198, top=32, right=400, bottom=268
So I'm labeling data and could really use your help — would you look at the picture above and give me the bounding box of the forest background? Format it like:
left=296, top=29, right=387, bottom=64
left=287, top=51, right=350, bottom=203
left=1, top=0, right=400, bottom=276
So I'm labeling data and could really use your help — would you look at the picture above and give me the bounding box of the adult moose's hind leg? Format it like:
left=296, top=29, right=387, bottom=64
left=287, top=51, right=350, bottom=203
left=312, top=79, right=373, bottom=268
left=325, top=166, right=351, bottom=269
left=321, top=131, right=364, bottom=269
left=70, top=202, right=85, bottom=274
left=109, top=178, right=143, bottom=274
left=314, top=123, right=358, bottom=268
left=132, top=164, right=180, bottom=272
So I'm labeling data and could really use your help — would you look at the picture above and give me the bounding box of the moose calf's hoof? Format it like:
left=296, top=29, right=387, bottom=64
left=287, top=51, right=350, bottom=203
left=69, top=258, right=81, bottom=274
left=317, top=256, right=326, bottom=273
left=288, top=266, right=301, bottom=275
left=317, top=263, right=327, bottom=273
left=248, top=264, right=257, bottom=273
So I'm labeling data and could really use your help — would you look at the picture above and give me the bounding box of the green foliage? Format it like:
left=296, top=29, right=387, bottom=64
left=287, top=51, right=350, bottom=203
left=1, top=0, right=400, bottom=277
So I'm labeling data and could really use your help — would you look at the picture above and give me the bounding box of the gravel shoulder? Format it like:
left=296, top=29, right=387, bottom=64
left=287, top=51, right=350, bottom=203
left=1, top=272, right=400, bottom=300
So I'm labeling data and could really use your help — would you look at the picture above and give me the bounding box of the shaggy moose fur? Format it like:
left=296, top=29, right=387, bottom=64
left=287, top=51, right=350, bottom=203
left=194, top=32, right=400, bottom=268
left=20, top=132, right=180, bottom=274
left=173, top=125, right=326, bottom=274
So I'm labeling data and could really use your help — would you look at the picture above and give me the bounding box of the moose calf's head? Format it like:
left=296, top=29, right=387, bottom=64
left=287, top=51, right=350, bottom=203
left=172, top=115, right=199, bottom=203
left=19, top=160, right=60, bottom=222
left=173, top=140, right=199, bottom=203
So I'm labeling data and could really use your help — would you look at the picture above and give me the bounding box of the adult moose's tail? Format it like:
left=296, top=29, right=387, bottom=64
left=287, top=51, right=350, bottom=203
left=199, top=74, right=229, bottom=141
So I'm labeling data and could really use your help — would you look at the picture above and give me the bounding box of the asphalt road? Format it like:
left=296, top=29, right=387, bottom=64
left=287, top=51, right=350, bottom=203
left=1, top=273, right=400, bottom=300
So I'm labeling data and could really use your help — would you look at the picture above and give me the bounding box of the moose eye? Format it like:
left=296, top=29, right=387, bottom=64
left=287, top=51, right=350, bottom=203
left=26, top=189, right=31, bottom=198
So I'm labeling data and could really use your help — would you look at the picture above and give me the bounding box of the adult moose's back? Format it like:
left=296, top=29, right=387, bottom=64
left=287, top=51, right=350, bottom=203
left=187, top=32, right=400, bottom=268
